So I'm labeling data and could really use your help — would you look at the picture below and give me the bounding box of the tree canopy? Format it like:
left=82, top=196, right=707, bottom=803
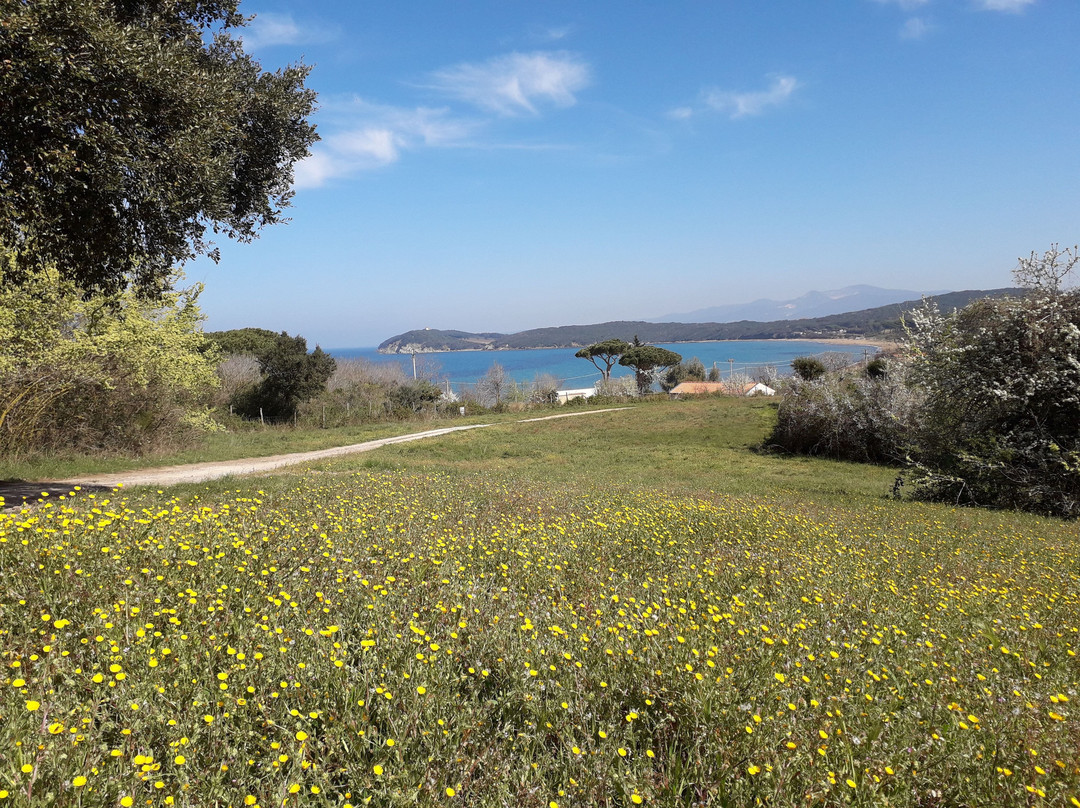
left=232, top=333, right=335, bottom=420
left=618, top=339, right=682, bottom=395
left=574, top=339, right=631, bottom=380
left=0, top=0, right=318, bottom=293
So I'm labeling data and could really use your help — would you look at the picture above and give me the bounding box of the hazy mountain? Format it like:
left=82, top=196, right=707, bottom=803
left=379, top=288, right=1023, bottom=353
left=649, top=285, right=950, bottom=323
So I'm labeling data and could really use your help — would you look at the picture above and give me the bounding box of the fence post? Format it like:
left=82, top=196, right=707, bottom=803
left=322, top=405, right=326, bottom=429
left=259, top=407, right=264, bottom=425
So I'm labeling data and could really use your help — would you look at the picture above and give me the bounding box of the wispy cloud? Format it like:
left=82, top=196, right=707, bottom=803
left=900, top=16, right=933, bottom=39
left=425, top=51, right=591, bottom=116
left=973, top=0, right=1035, bottom=11
left=295, top=100, right=478, bottom=188
left=240, top=12, right=335, bottom=50
left=536, top=24, right=575, bottom=42
left=700, top=75, right=801, bottom=120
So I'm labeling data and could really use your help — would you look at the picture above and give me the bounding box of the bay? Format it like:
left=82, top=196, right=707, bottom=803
left=328, top=340, right=878, bottom=392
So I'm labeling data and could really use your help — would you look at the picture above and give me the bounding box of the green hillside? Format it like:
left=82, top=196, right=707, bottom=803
left=377, top=288, right=1022, bottom=352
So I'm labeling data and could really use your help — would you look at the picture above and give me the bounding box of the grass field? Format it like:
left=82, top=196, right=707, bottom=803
left=1, top=397, right=1077, bottom=806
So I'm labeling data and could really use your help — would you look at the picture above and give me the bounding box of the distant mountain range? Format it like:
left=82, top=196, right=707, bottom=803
left=648, top=285, right=951, bottom=323
left=377, top=287, right=1023, bottom=354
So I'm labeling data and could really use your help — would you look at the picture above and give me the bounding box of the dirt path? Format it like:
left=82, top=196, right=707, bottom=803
left=1, top=407, right=632, bottom=507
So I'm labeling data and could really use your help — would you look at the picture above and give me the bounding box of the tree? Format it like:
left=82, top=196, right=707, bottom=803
left=0, top=0, right=318, bottom=293
left=791, top=356, right=826, bottom=381
left=902, top=246, right=1080, bottom=517
left=235, top=333, right=335, bottom=419
left=618, top=338, right=682, bottom=396
left=575, top=339, right=631, bottom=380
left=661, top=356, right=706, bottom=392
left=476, top=361, right=512, bottom=408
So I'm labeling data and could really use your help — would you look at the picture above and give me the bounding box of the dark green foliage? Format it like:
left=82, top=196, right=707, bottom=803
left=234, top=332, right=335, bottom=419
left=661, top=357, right=706, bottom=392
left=791, top=357, right=826, bottom=381
left=206, top=328, right=281, bottom=356
left=865, top=357, right=888, bottom=378
left=391, top=381, right=444, bottom=414
left=574, top=339, right=632, bottom=380
left=0, top=0, right=317, bottom=293
left=619, top=339, right=682, bottom=395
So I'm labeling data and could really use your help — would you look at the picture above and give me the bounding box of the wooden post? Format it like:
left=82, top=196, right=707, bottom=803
left=322, top=405, right=326, bottom=429
left=259, top=407, right=264, bottom=425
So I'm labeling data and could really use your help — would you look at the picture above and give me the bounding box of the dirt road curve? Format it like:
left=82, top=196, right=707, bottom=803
left=1, top=407, right=631, bottom=507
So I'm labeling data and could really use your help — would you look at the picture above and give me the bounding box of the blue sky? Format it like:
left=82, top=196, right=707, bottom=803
left=191, top=0, right=1079, bottom=348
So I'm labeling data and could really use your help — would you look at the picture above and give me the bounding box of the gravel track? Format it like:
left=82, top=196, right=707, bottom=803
left=1, top=407, right=632, bottom=507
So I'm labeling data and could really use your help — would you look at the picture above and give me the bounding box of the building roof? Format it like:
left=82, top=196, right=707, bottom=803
left=670, top=382, right=727, bottom=395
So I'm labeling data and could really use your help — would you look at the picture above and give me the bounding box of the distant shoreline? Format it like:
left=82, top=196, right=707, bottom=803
left=373, top=337, right=895, bottom=356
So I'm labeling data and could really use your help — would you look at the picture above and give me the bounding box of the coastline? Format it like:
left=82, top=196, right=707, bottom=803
left=375, top=336, right=899, bottom=355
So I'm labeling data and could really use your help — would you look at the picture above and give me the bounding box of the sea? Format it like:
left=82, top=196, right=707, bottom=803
left=328, top=340, right=878, bottom=393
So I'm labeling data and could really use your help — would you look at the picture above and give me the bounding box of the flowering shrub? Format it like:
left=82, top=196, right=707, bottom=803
left=905, top=246, right=1080, bottom=517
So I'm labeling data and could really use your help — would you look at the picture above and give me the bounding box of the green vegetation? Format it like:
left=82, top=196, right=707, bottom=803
left=770, top=245, right=1080, bottom=519
left=574, top=339, right=632, bottom=381
left=0, top=0, right=317, bottom=294
left=0, top=254, right=220, bottom=459
left=231, top=333, right=336, bottom=421
left=2, top=396, right=1077, bottom=807
left=619, top=341, right=683, bottom=397
left=205, top=329, right=283, bottom=358
left=377, top=289, right=1021, bottom=353
left=790, top=357, right=826, bottom=381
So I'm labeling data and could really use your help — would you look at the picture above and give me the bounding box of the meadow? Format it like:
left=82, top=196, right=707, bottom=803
left=1, top=397, right=1078, bottom=806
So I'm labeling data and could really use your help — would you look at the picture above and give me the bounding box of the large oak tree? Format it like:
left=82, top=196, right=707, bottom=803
left=0, top=0, right=318, bottom=292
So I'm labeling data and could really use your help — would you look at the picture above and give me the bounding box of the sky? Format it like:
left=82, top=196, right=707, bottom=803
left=189, top=0, right=1080, bottom=348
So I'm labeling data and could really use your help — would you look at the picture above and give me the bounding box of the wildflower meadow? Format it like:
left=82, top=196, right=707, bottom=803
left=1, top=471, right=1077, bottom=806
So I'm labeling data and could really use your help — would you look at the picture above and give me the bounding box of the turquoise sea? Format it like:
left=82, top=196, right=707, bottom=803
left=328, top=340, right=878, bottom=392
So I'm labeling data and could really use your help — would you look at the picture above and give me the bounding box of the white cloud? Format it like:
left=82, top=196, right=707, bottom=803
left=293, top=152, right=339, bottom=189
left=900, top=16, right=933, bottom=39
left=667, top=106, right=695, bottom=121
left=703, top=75, right=800, bottom=119
left=240, top=12, right=334, bottom=50
left=540, top=25, right=575, bottom=42
left=426, top=51, right=591, bottom=116
left=974, top=0, right=1035, bottom=11
left=294, top=100, right=479, bottom=188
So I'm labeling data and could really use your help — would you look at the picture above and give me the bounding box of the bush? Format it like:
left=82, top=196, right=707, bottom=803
left=0, top=251, right=220, bottom=458
left=766, top=369, right=918, bottom=463
left=902, top=248, right=1080, bottom=517
left=790, top=356, right=826, bottom=381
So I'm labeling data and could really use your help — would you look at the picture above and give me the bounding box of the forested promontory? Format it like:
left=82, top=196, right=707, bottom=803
left=378, top=288, right=1020, bottom=352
